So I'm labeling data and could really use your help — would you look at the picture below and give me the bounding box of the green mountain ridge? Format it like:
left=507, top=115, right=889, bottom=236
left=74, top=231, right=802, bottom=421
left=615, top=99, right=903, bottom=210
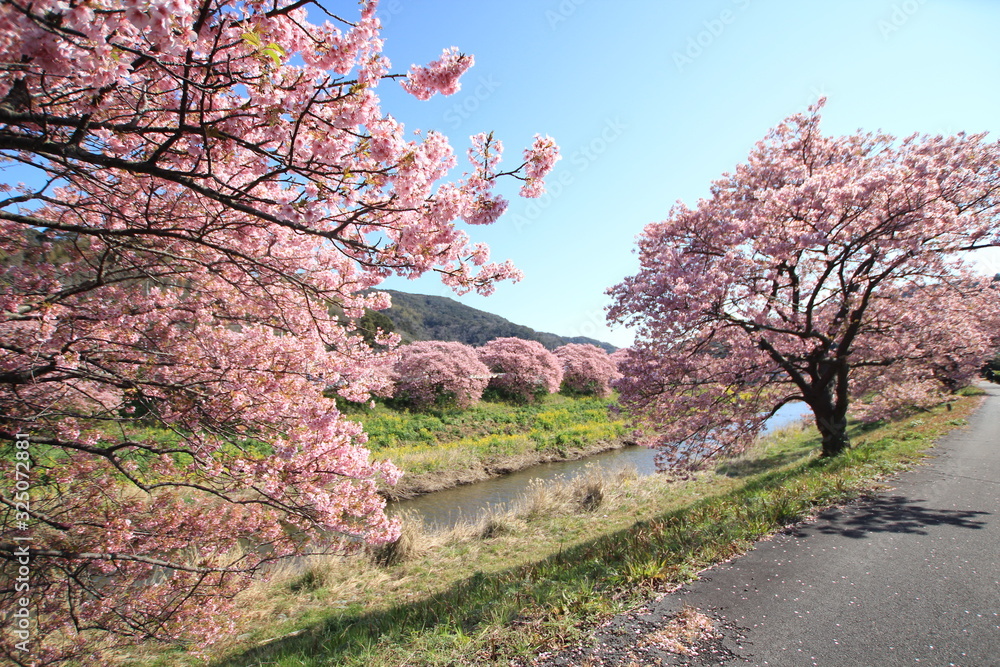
left=368, top=290, right=617, bottom=352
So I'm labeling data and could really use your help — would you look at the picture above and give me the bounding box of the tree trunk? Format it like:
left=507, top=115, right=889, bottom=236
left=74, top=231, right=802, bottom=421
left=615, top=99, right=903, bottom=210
left=810, top=392, right=850, bottom=457
left=816, top=412, right=850, bottom=456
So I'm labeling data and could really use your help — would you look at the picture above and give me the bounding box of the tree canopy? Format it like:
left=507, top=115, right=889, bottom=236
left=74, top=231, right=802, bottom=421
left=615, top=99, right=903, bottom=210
left=478, top=337, right=563, bottom=403
left=391, top=340, right=490, bottom=409
left=554, top=343, right=619, bottom=397
left=0, top=0, right=557, bottom=662
left=609, top=101, right=1000, bottom=468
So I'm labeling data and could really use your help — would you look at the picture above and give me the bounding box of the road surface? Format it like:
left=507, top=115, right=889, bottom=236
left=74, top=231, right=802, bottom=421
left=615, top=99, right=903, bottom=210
left=541, top=384, right=1000, bottom=666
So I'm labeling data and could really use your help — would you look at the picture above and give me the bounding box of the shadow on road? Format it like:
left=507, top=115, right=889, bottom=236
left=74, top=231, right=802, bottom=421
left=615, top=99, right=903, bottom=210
left=793, top=495, right=989, bottom=539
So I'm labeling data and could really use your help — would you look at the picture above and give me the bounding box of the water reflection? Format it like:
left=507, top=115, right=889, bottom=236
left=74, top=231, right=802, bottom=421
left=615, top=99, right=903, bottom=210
left=389, top=402, right=812, bottom=530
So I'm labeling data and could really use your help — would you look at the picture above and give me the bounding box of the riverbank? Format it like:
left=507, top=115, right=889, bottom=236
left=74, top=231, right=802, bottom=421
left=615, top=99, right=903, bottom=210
left=390, top=402, right=812, bottom=530
left=385, top=436, right=631, bottom=500
left=137, top=389, right=984, bottom=667
left=354, top=394, right=631, bottom=500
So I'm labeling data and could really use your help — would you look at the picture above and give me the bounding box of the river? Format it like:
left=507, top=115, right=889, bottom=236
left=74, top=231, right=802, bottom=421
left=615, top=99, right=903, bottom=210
left=389, top=402, right=813, bottom=530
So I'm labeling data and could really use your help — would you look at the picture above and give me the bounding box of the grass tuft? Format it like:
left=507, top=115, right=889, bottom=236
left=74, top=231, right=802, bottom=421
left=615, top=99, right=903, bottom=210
left=370, top=511, right=425, bottom=567
left=476, top=513, right=522, bottom=540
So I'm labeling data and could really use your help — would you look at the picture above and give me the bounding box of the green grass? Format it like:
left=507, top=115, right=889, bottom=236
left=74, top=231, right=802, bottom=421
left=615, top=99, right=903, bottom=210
left=135, top=393, right=982, bottom=667
left=359, top=394, right=630, bottom=480
left=359, top=394, right=624, bottom=450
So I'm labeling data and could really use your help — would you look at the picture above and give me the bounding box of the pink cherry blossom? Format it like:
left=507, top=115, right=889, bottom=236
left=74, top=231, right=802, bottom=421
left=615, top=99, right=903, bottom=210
left=400, top=46, right=474, bottom=100
left=519, top=134, right=561, bottom=198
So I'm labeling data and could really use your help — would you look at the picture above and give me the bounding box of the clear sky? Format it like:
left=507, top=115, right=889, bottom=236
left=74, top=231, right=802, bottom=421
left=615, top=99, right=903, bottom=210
left=377, top=1, right=1000, bottom=348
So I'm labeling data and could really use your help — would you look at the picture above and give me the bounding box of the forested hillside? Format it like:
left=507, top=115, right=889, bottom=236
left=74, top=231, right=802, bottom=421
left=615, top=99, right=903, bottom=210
left=361, top=290, right=617, bottom=352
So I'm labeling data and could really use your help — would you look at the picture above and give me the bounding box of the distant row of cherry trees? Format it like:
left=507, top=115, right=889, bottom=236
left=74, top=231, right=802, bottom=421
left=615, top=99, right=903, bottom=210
left=389, top=338, right=624, bottom=409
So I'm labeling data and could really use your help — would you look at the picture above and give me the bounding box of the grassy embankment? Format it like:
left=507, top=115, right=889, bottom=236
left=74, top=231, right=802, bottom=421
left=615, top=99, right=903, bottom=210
left=354, top=393, right=631, bottom=499
left=141, top=389, right=984, bottom=667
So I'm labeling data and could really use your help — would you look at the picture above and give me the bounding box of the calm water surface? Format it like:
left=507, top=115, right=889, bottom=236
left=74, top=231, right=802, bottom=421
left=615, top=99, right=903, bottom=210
left=390, top=402, right=812, bottom=529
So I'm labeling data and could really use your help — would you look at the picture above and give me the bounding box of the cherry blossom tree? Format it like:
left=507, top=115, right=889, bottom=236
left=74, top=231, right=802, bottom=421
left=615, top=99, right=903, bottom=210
left=0, top=0, right=558, bottom=662
left=609, top=101, right=1000, bottom=469
left=391, top=341, right=490, bottom=410
left=477, top=337, right=563, bottom=403
left=554, top=343, right=620, bottom=397
left=609, top=347, right=633, bottom=371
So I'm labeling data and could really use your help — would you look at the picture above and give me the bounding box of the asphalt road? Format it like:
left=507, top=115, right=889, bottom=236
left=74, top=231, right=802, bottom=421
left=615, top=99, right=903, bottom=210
left=541, top=384, right=1000, bottom=666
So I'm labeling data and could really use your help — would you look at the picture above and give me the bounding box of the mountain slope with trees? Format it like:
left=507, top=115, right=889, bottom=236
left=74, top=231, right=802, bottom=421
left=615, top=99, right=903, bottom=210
left=364, top=290, right=617, bottom=352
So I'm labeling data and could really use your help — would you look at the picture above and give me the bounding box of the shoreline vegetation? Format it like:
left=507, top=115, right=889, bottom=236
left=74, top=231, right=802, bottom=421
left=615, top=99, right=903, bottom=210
left=356, top=394, right=632, bottom=501
left=134, top=388, right=986, bottom=667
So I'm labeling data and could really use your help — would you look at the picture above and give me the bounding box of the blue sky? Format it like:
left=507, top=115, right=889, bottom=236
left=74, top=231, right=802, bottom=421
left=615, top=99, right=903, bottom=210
left=370, top=0, right=1000, bottom=348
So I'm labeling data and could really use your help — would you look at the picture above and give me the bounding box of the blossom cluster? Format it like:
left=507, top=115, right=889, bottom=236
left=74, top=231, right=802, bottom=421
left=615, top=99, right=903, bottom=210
left=400, top=46, right=474, bottom=100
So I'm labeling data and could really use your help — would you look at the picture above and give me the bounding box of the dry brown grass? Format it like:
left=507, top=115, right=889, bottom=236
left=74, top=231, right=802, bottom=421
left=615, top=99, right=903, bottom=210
left=173, top=459, right=736, bottom=664
left=369, top=510, right=426, bottom=566
left=513, top=464, right=630, bottom=519
left=225, top=464, right=664, bottom=627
